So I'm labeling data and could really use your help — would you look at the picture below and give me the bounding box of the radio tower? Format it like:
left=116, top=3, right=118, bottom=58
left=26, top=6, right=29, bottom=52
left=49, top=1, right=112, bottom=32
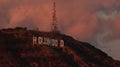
left=51, top=1, right=60, bottom=33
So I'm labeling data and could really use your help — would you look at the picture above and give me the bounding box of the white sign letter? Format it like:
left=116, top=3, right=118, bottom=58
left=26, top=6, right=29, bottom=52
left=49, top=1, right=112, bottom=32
left=33, top=36, right=37, bottom=46
left=60, top=40, right=64, bottom=47
left=54, top=40, right=58, bottom=47
left=38, top=37, right=43, bottom=45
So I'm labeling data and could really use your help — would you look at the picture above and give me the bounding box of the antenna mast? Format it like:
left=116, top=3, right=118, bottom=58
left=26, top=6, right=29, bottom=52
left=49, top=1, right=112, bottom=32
left=51, top=1, right=59, bottom=33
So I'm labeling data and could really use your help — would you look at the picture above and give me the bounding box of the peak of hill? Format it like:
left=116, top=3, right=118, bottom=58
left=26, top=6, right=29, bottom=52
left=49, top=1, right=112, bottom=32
left=0, top=27, right=120, bottom=67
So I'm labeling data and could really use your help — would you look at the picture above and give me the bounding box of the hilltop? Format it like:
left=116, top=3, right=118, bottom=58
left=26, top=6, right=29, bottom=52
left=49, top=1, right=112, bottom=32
left=0, top=27, right=120, bottom=67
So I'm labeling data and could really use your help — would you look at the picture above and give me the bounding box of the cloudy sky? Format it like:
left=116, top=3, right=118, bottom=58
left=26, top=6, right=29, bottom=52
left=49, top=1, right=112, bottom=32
left=0, top=0, right=120, bottom=60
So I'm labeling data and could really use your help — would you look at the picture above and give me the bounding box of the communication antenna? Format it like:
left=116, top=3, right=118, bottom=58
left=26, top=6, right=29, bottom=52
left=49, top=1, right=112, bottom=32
left=51, top=1, right=60, bottom=33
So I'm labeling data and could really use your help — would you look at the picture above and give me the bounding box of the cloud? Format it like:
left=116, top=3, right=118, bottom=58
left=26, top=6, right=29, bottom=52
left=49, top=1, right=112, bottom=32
left=98, top=10, right=118, bottom=20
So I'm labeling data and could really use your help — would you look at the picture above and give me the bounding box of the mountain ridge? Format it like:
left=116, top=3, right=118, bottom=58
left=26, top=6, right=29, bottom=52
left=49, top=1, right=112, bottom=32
left=0, top=27, right=120, bottom=67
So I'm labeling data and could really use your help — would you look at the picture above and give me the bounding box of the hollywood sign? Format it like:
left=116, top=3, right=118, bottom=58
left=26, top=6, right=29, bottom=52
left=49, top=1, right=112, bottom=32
left=33, top=36, right=64, bottom=47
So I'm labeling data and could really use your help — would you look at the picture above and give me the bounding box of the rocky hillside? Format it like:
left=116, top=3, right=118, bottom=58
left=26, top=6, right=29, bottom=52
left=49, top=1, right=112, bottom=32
left=0, top=27, right=120, bottom=67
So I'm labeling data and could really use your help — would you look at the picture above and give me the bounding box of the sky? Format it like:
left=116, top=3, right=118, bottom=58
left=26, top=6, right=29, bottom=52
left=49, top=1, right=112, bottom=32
left=0, top=0, right=120, bottom=60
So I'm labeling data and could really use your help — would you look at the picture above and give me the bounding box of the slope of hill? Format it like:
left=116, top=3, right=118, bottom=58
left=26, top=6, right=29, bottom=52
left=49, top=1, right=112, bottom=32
left=0, top=27, right=120, bottom=67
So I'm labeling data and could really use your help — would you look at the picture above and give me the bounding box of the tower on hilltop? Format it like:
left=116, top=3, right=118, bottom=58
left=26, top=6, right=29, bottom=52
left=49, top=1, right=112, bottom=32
left=51, top=1, right=60, bottom=33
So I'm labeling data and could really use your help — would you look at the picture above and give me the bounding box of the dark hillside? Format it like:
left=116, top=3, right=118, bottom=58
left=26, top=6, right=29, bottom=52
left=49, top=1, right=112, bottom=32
left=0, top=27, right=120, bottom=67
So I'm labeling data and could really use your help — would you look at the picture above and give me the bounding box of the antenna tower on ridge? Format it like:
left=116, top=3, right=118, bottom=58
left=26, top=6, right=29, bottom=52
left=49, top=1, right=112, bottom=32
left=51, top=1, right=60, bottom=33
